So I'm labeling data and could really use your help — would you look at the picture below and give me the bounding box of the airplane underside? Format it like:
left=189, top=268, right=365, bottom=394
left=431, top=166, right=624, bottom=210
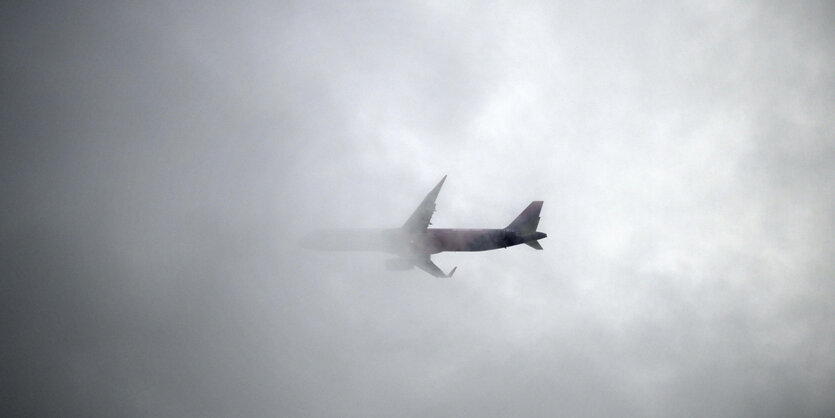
left=300, top=176, right=546, bottom=277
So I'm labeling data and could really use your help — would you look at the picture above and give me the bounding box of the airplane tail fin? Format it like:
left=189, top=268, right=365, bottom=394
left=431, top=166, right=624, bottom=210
left=506, top=201, right=543, bottom=235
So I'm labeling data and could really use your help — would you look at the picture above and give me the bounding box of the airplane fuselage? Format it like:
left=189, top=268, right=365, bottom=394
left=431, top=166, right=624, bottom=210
left=302, top=227, right=547, bottom=255
left=425, top=228, right=545, bottom=253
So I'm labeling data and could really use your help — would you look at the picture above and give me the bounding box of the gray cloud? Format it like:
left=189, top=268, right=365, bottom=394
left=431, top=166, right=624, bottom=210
left=2, top=1, right=833, bottom=416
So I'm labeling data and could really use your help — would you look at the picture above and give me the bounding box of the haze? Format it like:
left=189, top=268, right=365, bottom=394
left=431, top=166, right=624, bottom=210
left=2, top=1, right=833, bottom=416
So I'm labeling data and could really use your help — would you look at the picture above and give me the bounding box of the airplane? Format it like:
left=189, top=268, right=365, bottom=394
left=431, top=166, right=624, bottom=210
left=300, top=175, right=546, bottom=277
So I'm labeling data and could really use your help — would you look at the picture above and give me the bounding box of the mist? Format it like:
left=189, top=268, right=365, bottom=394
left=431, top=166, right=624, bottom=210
left=2, top=1, right=833, bottom=416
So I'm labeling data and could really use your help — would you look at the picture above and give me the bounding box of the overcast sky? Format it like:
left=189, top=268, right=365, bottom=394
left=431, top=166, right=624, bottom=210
left=2, top=1, right=833, bottom=416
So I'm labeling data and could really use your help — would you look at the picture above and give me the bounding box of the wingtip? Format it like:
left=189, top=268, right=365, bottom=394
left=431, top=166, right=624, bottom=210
left=431, top=175, right=447, bottom=192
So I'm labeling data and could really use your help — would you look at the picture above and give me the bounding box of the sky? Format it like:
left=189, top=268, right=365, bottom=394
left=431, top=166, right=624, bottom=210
left=2, top=1, right=833, bottom=416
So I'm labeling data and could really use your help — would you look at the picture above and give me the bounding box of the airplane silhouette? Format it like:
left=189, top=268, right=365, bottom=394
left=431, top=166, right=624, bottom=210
left=300, top=176, right=546, bottom=277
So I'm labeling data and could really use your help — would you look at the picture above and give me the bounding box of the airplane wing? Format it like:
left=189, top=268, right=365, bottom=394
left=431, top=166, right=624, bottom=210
left=402, top=175, right=447, bottom=232
left=415, top=255, right=457, bottom=278
left=401, top=176, right=456, bottom=277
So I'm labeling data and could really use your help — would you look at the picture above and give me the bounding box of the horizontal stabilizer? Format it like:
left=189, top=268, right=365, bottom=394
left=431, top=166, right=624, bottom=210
left=526, top=240, right=543, bottom=250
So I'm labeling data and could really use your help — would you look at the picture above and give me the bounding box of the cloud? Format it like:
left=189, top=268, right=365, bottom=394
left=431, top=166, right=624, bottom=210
left=2, top=1, right=833, bottom=416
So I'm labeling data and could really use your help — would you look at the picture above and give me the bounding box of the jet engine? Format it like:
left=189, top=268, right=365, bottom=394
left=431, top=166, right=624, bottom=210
left=385, top=258, right=414, bottom=271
